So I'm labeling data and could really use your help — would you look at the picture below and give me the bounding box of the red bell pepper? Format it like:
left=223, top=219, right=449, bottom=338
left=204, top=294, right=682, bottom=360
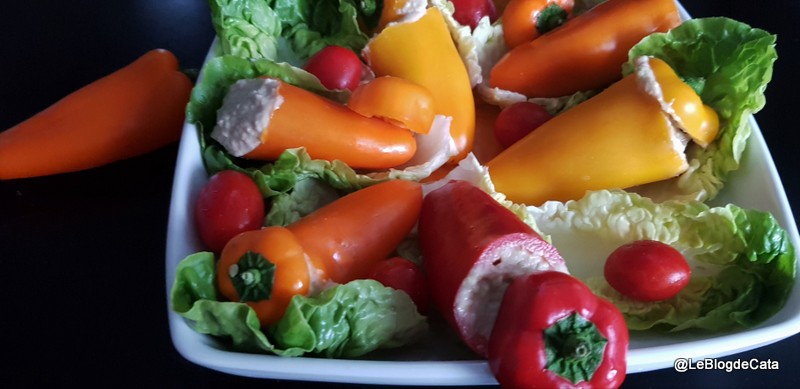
left=418, top=180, right=567, bottom=357
left=489, top=271, right=629, bottom=389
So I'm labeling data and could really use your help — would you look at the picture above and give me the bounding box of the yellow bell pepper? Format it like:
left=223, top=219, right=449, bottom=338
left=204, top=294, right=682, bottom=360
left=347, top=76, right=436, bottom=134
left=487, top=56, right=719, bottom=205
left=649, top=58, right=719, bottom=147
left=364, top=7, right=476, bottom=162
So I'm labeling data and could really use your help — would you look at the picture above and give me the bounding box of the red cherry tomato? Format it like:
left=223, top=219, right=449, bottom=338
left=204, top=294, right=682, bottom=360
left=194, top=170, right=265, bottom=253
left=368, top=257, right=429, bottom=314
left=303, top=45, right=363, bottom=91
left=451, top=0, right=498, bottom=29
left=494, top=101, right=552, bottom=148
left=604, top=240, right=691, bottom=302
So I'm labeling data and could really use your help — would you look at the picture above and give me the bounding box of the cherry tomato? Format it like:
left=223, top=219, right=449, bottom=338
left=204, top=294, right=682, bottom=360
left=368, top=257, right=429, bottom=314
left=451, top=0, right=498, bottom=29
left=194, top=170, right=265, bottom=253
left=494, top=101, right=552, bottom=148
left=604, top=240, right=691, bottom=302
left=303, top=45, right=363, bottom=91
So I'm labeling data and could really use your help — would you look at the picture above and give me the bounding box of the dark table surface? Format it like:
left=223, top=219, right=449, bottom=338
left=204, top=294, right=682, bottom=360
left=2, top=1, right=798, bottom=387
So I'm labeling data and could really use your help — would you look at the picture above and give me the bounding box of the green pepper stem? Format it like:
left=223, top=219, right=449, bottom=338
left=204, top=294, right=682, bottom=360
left=544, top=313, right=609, bottom=385
left=229, top=251, right=276, bottom=302
left=562, top=334, right=590, bottom=359
left=537, top=4, right=569, bottom=35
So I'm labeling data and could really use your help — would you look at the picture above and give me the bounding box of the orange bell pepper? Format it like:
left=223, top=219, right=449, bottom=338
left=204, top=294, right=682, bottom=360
left=216, top=179, right=423, bottom=326
left=364, top=7, right=476, bottom=162
left=487, top=57, right=719, bottom=206
left=211, top=78, right=417, bottom=170
left=489, top=0, right=680, bottom=97
left=347, top=76, right=436, bottom=134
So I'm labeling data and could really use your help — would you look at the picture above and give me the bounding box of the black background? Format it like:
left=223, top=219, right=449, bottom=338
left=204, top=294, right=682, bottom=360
left=1, top=1, right=798, bottom=387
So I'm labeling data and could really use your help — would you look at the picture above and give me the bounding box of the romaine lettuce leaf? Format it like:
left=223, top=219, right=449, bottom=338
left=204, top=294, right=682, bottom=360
left=209, top=0, right=282, bottom=61
left=529, top=190, right=795, bottom=331
left=271, top=279, right=428, bottom=358
left=209, top=0, right=373, bottom=66
left=266, top=177, right=341, bottom=226
left=625, top=18, right=777, bottom=203
left=170, top=252, right=427, bottom=357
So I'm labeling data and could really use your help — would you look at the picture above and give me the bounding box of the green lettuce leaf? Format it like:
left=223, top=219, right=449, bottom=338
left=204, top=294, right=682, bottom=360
left=209, top=0, right=282, bottom=61
left=266, top=177, right=340, bottom=226
left=170, top=252, right=427, bottom=357
left=529, top=190, right=796, bottom=331
left=271, top=279, right=428, bottom=358
left=625, top=18, right=777, bottom=203
left=209, top=0, right=371, bottom=66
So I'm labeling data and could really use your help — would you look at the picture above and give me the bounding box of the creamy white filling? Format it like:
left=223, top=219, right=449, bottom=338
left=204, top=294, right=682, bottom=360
left=211, top=78, right=284, bottom=157
left=635, top=56, right=692, bottom=153
left=453, top=244, right=569, bottom=353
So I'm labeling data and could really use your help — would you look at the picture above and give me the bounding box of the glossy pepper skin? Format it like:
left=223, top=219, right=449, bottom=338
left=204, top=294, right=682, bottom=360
left=489, top=271, right=629, bottom=389
left=288, top=179, right=423, bottom=284
left=347, top=76, right=436, bottom=134
left=365, top=7, right=476, bottom=162
left=419, top=180, right=566, bottom=356
left=487, top=57, right=716, bottom=206
left=490, top=0, right=680, bottom=97
left=647, top=58, right=719, bottom=147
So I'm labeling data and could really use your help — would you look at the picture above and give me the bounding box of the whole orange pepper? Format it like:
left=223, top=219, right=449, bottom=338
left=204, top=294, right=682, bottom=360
left=489, top=0, right=680, bottom=97
left=216, top=179, right=423, bottom=326
left=0, top=49, right=191, bottom=179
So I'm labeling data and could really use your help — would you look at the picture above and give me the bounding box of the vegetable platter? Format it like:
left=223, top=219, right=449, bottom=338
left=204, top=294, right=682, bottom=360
left=165, top=0, right=800, bottom=386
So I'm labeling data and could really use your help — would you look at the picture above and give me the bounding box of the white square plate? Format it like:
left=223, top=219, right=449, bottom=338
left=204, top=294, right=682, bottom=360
left=164, top=3, right=800, bottom=385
